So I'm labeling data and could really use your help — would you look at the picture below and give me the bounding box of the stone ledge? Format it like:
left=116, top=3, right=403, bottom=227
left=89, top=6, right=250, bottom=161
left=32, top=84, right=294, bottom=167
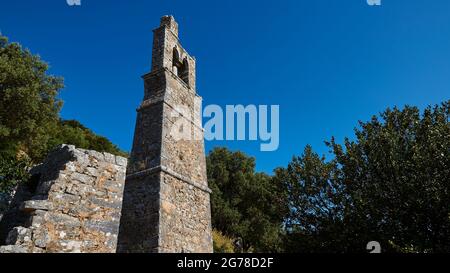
left=0, top=245, right=30, bottom=253
left=20, top=200, right=53, bottom=212
left=127, top=165, right=212, bottom=194
left=138, top=98, right=204, bottom=132
left=142, top=68, right=197, bottom=95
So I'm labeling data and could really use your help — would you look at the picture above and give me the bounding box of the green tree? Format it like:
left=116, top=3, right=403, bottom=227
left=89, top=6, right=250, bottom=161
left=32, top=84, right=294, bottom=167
left=212, top=229, right=235, bottom=253
left=0, top=34, right=63, bottom=161
left=0, top=34, right=127, bottom=194
left=207, top=147, right=287, bottom=252
left=48, top=120, right=128, bottom=158
left=328, top=102, right=450, bottom=253
left=274, top=145, right=346, bottom=253
left=0, top=155, right=30, bottom=195
left=277, top=101, right=450, bottom=253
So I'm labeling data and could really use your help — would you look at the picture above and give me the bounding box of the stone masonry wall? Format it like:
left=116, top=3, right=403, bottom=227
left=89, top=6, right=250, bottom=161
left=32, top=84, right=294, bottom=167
left=117, top=16, right=213, bottom=253
left=159, top=173, right=212, bottom=253
left=0, top=145, right=127, bottom=253
left=116, top=172, right=161, bottom=253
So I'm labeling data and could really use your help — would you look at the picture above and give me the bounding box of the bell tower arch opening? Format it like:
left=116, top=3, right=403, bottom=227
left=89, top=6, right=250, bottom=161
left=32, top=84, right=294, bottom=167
left=171, top=47, right=189, bottom=86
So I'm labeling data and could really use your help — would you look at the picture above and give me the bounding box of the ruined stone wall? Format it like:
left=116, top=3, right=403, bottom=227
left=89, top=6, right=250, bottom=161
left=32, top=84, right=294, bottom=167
left=0, top=145, right=127, bottom=253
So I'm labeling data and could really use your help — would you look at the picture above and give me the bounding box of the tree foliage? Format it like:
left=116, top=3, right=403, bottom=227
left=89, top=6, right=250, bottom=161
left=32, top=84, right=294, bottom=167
left=0, top=34, right=127, bottom=194
left=0, top=155, right=30, bottom=195
left=277, top=102, right=450, bottom=253
left=274, top=145, right=346, bottom=252
left=0, top=34, right=63, bottom=160
left=207, top=147, right=287, bottom=252
left=329, top=102, right=450, bottom=252
left=212, top=229, right=235, bottom=253
left=48, top=120, right=128, bottom=158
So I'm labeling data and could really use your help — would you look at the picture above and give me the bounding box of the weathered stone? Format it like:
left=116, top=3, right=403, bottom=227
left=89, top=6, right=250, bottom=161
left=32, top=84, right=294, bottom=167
left=21, top=200, right=53, bottom=212
left=60, top=240, right=82, bottom=253
left=0, top=245, right=29, bottom=253
left=103, top=180, right=124, bottom=192
left=87, top=150, right=105, bottom=162
left=72, top=150, right=89, bottom=167
left=115, top=156, right=128, bottom=167
left=86, top=167, right=100, bottom=177
left=84, top=219, right=119, bottom=234
left=0, top=145, right=126, bottom=253
left=86, top=195, right=120, bottom=210
left=161, top=200, right=176, bottom=214
left=47, top=212, right=81, bottom=228
left=64, top=162, right=77, bottom=172
left=32, top=247, right=45, bottom=253
left=103, top=152, right=116, bottom=164
left=65, top=182, right=95, bottom=196
left=70, top=172, right=94, bottom=184
left=33, top=229, right=50, bottom=248
left=117, top=16, right=213, bottom=253
left=5, top=227, right=31, bottom=245
left=52, top=193, right=81, bottom=206
left=30, top=210, right=47, bottom=228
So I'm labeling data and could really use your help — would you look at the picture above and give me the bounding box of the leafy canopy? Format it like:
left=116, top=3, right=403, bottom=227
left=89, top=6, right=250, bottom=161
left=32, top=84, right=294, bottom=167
left=207, top=147, right=287, bottom=252
left=0, top=34, right=127, bottom=194
left=277, top=102, right=450, bottom=253
left=0, top=34, right=63, bottom=160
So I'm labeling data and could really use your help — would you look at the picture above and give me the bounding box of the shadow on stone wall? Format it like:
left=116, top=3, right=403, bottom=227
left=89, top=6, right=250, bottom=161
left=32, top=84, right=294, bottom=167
left=0, top=146, right=73, bottom=244
left=0, top=145, right=127, bottom=253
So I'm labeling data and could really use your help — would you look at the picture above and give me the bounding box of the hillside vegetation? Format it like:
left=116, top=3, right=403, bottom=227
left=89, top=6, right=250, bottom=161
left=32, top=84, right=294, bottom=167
left=0, top=34, right=127, bottom=193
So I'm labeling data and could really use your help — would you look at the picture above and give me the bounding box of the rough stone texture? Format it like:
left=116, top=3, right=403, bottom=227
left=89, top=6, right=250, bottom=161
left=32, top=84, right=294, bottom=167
left=0, top=145, right=127, bottom=253
left=117, top=15, right=213, bottom=253
left=0, top=184, right=35, bottom=245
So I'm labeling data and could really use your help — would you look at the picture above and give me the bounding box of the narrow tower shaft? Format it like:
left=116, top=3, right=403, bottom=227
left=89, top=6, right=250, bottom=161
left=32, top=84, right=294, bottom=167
left=117, top=16, right=213, bottom=253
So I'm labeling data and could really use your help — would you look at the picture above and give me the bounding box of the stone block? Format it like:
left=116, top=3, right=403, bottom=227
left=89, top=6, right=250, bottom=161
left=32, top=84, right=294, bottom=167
left=0, top=245, right=29, bottom=253
left=115, top=156, right=128, bottom=167
left=87, top=150, right=105, bottom=162
left=5, top=227, right=32, bottom=245
left=21, top=200, right=52, bottom=212
left=103, top=152, right=116, bottom=164
left=70, top=172, right=94, bottom=184
left=84, top=220, right=118, bottom=235
left=33, top=229, right=50, bottom=248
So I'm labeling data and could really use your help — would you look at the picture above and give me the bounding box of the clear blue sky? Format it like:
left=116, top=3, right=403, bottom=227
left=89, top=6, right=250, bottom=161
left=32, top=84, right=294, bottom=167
left=1, top=0, right=449, bottom=173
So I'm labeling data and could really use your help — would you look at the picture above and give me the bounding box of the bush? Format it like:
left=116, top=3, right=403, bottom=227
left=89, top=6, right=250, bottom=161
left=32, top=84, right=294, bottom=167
left=0, top=155, right=30, bottom=194
left=212, top=229, right=235, bottom=253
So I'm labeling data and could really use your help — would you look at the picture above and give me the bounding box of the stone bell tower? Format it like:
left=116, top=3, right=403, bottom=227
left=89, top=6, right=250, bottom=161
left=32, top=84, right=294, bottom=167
left=117, top=16, right=213, bottom=253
